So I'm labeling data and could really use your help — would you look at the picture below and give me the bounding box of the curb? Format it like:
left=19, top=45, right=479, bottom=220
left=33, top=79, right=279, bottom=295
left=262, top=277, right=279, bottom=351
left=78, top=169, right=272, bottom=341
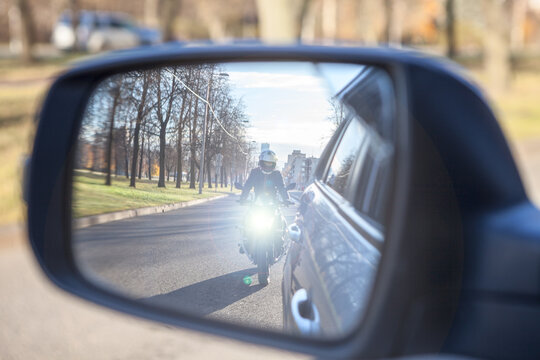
left=74, top=194, right=230, bottom=230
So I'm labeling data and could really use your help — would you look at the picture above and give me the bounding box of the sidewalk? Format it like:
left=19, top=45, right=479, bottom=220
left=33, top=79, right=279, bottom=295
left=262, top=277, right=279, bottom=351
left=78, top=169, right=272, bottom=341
left=75, top=194, right=229, bottom=229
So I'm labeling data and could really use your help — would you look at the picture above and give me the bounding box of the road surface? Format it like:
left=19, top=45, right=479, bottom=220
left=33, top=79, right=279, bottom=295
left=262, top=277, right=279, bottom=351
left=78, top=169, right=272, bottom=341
left=0, top=221, right=308, bottom=360
left=74, top=194, right=297, bottom=332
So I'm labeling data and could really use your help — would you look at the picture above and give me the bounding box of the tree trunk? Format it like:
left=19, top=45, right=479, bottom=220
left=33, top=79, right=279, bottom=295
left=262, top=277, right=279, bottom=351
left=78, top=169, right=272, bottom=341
left=144, top=0, right=159, bottom=27
left=105, top=89, right=120, bottom=186
left=384, top=0, right=405, bottom=45
left=483, top=0, right=511, bottom=92
left=160, top=0, right=179, bottom=42
left=255, top=0, right=297, bottom=42
left=511, top=0, right=527, bottom=52
left=176, top=142, right=183, bottom=188
left=189, top=92, right=200, bottom=189
left=220, top=166, right=224, bottom=187
left=157, top=69, right=176, bottom=188
left=322, top=0, right=337, bottom=41
left=207, top=158, right=212, bottom=188
left=197, top=0, right=227, bottom=40
left=69, top=0, right=80, bottom=51
left=114, top=136, right=120, bottom=177
left=124, top=147, right=130, bottom=179
left=130, top=73, right=149, bottom=188
left=175, top=94, right=188, bottom=188
left=158, top=125, right=167, bottom=187
left=138, top=131, right=145, bottom=179
left=446, top=0, right=457, bottom=59
left=147, top=140, right=152, bottom=180
left=13, top=0, right=35, bottom=63
left=355, top=0, right=380, bottom=45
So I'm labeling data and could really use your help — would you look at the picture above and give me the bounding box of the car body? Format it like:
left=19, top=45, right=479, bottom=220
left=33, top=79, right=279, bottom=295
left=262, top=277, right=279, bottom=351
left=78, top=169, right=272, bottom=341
left=282, top=67, right=394, bottom=337
left=52, top=10, right=162, bottom=52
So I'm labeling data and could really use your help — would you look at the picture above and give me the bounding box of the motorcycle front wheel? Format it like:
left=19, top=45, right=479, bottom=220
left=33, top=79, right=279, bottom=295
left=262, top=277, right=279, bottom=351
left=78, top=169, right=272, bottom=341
left=256, top=244, right=269, bottom=286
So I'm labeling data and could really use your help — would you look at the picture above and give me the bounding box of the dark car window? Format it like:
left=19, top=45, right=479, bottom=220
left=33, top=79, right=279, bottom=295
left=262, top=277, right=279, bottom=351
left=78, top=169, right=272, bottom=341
left=354, top=137, right=391, bottom=224
left=325, top=118, right=366, bottom=197
left=338, top=69, right=395, bottom=226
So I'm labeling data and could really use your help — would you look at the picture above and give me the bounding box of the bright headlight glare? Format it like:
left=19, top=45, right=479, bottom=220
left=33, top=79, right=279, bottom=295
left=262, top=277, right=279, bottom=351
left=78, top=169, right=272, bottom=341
left=248, top=211, right=273, bottom=231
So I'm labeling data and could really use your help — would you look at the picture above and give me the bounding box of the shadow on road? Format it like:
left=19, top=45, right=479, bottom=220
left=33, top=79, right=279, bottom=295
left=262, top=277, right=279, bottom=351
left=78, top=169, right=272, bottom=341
left=138, top=268, right=266, bottom=316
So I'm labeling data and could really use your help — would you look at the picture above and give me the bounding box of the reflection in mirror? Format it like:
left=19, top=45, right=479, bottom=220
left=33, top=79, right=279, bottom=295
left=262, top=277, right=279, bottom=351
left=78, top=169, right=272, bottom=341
left=73, top=61, right=397, bottom=339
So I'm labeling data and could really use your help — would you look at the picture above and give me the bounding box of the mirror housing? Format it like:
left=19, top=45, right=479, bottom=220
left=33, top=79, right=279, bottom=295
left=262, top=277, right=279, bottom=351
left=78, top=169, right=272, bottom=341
left=26, top=45, right=531, bottom=359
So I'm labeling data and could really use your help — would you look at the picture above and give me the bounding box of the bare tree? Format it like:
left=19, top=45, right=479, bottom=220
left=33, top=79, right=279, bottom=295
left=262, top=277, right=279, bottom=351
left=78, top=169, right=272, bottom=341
left=175, top=69, right=193, bottom=188
left=188, top=67, right=203, bottom=189
left=130, top=72, right=150, bottom=188
left=68, top=0, right=80, bottom=51
left=159, top=0, right=179, bottom=41
left=446, top=0, right=457, bottom=59
left=384, top=0, right=406, bottom=45
left=328, top=97, right=346, bottom=130
left=104, top=81, right=121, bottom=185
left=321, top=0, right=337, bottom=40
left=12, top=0, right=35, bottom=62
left=155, top=68, right=178, bottom=188
left=483, top=0, right=512, bottom=92
left=510, top=0, right=528, bottom=52
left=255, top=0, right=297, bottom=42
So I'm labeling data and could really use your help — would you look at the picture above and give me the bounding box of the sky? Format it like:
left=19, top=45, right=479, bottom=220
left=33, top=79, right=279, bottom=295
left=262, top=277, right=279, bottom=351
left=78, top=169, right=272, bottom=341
left=223, top=61, right=364, bottom=169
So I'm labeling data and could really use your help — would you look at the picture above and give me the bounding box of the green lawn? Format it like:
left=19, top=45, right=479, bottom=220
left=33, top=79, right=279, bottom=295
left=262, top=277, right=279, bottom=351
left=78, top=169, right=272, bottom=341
left=493, top=72, right=540, bottom=140
left=73, top=170, right=237, bottom=218
left=0, top=56, right=83, bottom=225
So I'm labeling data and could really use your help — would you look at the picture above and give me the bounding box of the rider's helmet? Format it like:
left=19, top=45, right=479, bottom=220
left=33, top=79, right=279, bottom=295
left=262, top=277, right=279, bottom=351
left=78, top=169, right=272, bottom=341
left=259, top=150, right=278, bottom=175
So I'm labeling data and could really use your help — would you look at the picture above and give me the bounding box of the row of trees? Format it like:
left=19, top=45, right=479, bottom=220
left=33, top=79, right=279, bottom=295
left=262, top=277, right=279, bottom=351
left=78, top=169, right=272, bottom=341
left=77, top=64, right=252, bottom=189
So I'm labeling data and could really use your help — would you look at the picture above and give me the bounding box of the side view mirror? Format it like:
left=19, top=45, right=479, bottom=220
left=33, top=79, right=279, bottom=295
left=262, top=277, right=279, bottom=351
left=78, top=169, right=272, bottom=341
left=26, top=45, right=539, bottom=359
left=287, top=223, right=301, bottom=243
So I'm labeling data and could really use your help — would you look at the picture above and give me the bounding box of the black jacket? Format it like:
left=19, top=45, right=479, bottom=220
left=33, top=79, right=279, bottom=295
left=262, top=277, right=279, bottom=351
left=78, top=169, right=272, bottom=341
left=240, top=168, right=289, bottom=201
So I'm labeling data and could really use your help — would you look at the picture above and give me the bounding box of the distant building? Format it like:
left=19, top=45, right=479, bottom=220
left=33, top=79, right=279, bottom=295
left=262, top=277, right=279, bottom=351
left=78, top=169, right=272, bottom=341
left=282, top=150, right=318, bottom=189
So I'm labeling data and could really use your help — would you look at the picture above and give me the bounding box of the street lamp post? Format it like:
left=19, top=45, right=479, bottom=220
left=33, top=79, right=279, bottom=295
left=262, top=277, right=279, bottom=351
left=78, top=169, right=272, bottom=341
left=198, top=76, right=212, bottom=194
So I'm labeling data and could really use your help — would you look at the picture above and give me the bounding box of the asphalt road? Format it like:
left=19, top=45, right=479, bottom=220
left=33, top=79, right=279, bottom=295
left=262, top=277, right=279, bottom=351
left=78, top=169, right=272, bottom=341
left=74, top=194, right=297, bottom=333
left=0, top=231, right=308, bottom=360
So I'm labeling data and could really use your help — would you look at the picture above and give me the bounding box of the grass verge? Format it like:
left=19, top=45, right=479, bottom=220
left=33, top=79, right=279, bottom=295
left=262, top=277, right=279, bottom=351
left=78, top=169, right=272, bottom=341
left=73, top=170, right=238, bottom=218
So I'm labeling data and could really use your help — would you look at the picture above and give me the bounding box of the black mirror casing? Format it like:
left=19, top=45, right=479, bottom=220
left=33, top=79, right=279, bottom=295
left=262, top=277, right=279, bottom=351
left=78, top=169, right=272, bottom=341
left=27, top=45, right=539, bottom=359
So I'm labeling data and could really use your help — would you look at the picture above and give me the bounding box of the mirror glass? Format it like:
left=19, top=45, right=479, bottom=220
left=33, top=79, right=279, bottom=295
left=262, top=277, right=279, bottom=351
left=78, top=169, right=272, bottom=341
left=73, top=61, right=397, bottom=339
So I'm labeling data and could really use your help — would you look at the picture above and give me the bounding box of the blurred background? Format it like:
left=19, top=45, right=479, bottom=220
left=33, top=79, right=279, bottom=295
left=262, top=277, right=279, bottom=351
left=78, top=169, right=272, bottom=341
left=1, top=1, right=539, bottom=359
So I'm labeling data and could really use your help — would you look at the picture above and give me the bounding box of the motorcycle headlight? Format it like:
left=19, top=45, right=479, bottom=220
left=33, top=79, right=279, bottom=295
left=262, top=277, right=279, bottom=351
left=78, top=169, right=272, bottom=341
left=248, top=210, right=274, bottom=232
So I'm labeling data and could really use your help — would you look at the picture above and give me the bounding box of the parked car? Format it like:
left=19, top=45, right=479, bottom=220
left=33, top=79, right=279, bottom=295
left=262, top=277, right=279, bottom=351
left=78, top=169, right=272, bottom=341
left=282, top=67, right=394, bottom=337
left=52, top=10, right=161, bottom=52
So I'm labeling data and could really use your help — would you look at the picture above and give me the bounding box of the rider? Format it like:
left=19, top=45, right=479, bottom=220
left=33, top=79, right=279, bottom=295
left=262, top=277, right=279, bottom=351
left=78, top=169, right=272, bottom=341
left=240, top=149, right=290, bottom=203
left=238, top=150, right=291, bottom=256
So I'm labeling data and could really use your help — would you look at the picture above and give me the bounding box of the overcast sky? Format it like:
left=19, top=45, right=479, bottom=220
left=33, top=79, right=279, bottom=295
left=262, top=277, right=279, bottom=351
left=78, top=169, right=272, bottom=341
left=224, top=61, right=363, bottom=168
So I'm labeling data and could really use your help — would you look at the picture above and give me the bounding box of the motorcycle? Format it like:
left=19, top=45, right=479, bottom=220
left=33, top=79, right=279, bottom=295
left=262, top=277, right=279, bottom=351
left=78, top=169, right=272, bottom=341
left=235, top=182, right=296, bottom=286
